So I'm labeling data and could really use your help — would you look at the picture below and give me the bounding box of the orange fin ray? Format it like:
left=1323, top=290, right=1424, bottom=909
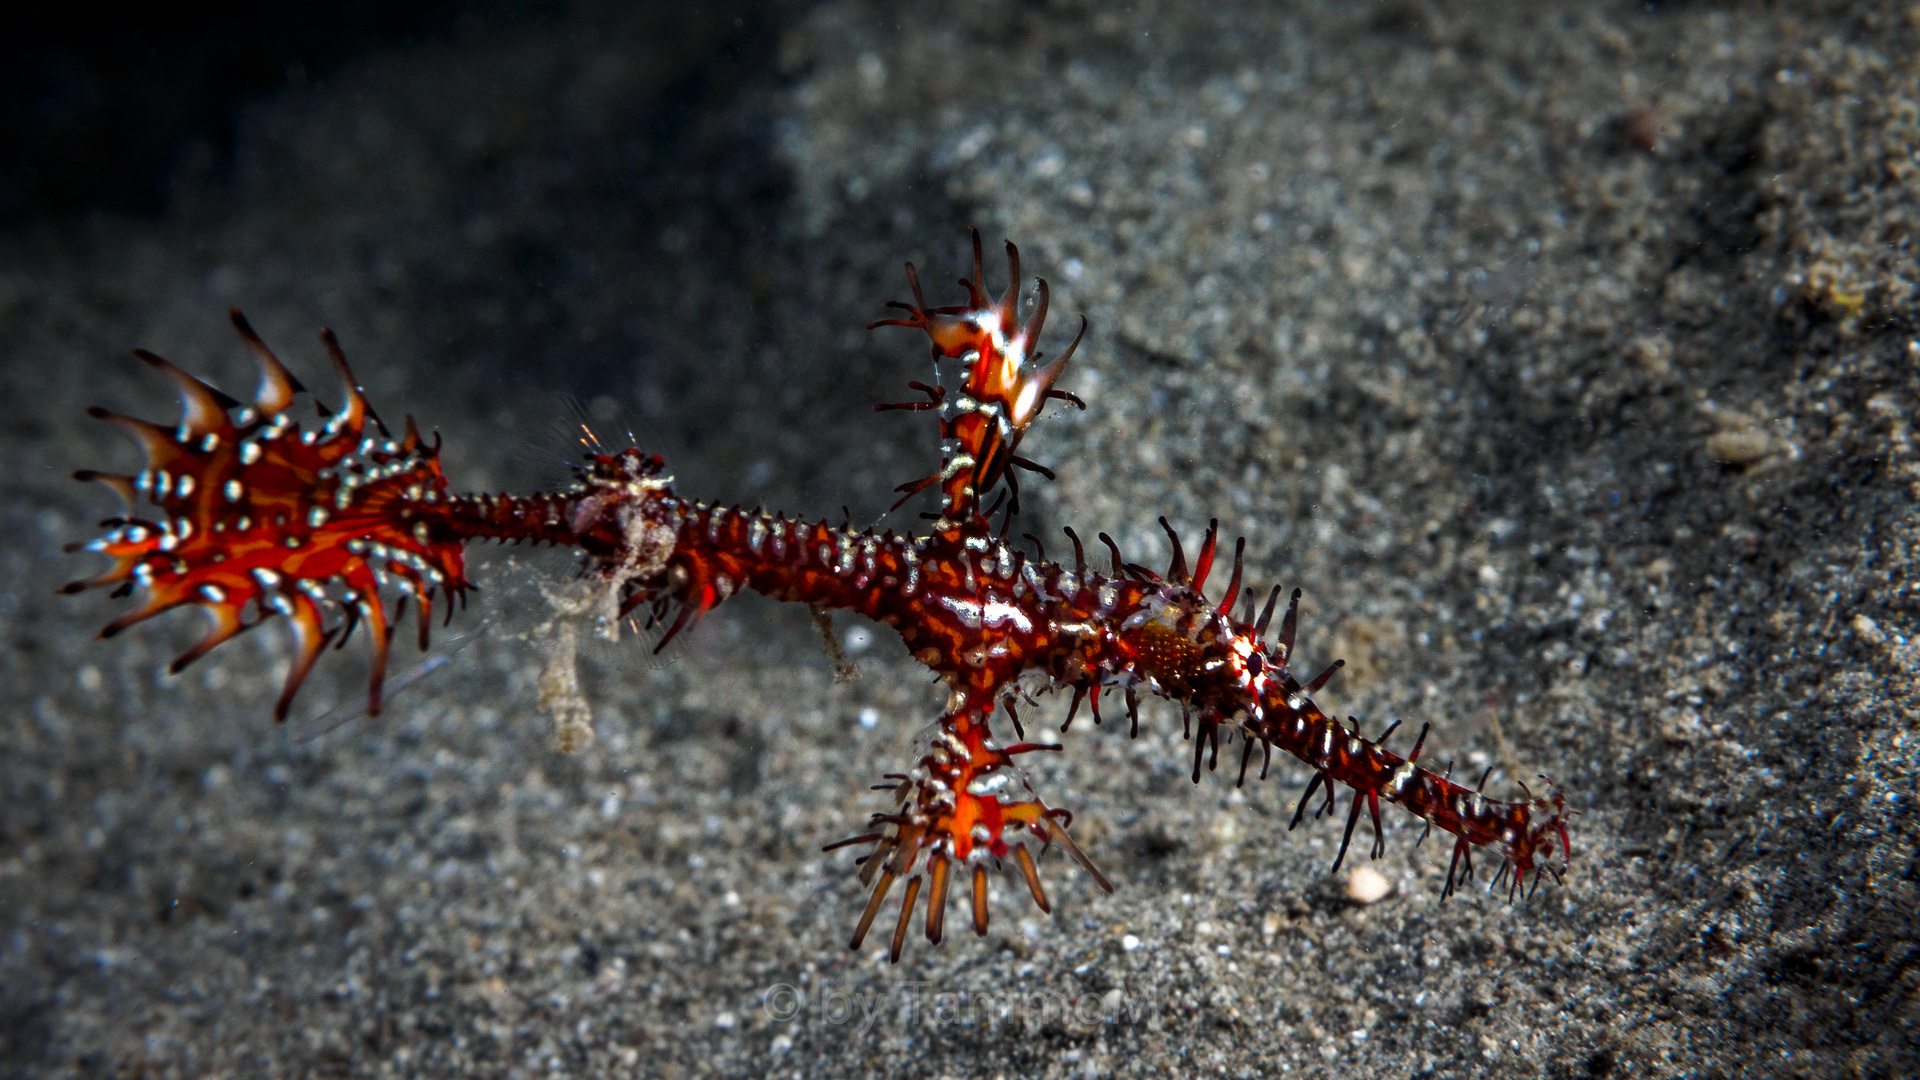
left=70, top=469, right=137, bottom=506
left=86, top=407, right=178, bottom=464
left=319, top=327, right=381, bottom=438
left=274, top=593, right=339, bottom=723
left=227, top=309, right=306, bottom=416
left=168, top=603, right=255, bottom=674
left=338, top=560, right=397, bottom=717
left=997, top=238, right=1022, bottom=333
left=131, top=348, right=239, bottom=441
left=97, top=598, right=171, bottom=639
left=59, top=559, right=139, bottom=594
left=1016, top=276, right=1050, bottom=355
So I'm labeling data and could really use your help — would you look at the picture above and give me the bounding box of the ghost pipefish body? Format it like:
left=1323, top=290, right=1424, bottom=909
left=63, top=231, right=1571, bottom=962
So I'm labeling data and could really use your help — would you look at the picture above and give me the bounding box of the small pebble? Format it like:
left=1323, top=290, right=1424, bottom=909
left=1346, top=866, right=1394, bottom=905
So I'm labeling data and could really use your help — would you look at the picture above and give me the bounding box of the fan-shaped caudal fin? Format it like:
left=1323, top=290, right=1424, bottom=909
left=167, top=601, right=252, bottom=674
left=63, top=314, right=471, bottom=722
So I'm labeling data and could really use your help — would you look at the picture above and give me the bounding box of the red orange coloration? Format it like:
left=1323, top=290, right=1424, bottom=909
left=65, top=233, right=1571, bottom=962
left=64, top=312, right=469, bottom=720
left=869, top=230, right=1086, bottom=532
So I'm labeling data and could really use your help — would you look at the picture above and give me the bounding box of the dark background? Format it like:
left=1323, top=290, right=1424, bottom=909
left=2, top=3, right=546, bottom=225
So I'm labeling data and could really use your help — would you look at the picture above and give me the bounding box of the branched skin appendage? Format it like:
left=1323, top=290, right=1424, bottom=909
left=65, top=233, right=1571, bottom=963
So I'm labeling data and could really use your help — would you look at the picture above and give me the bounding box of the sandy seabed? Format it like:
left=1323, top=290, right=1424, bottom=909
left=3, top=2, right=1917, bottom=1077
